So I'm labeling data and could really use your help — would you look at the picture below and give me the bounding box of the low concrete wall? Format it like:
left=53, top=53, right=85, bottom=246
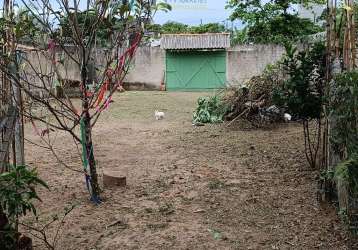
left=124, top=47, right=165, bottom=90
left=20, top=49, right=56, bottom=97
left=49, top=46, right=165, bottom=90
left=227, top=44, right=285, bottom=85
left=21, top=44, right=285, bottom=91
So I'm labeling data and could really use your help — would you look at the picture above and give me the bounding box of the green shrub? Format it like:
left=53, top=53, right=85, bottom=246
left=193, top=95, right=229, bottom=124
left=335, top=154, right=358, bottom=195
left=330, top=71, right=358, bottom=156
left=0, top=165, right=48, bottom=249
left=0, top=165, right=48, bottom=221
left=273, top=42, right=326, bottom=120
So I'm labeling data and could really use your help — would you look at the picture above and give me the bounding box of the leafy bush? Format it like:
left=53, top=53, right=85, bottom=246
left=188, top=23, right=226, bottom=34
left=330, top=71, right=358, bottom=156
left=228, top=0, right=324, bottom=45
left=193, top=96, right=229, bottom=124
left=335, top=153, right=358, bottom=195
left=327, top=71, right=358, bottom=230
left=148, top=21, right=227, bottom=34
left=0, top=165, right=48, bottom=249
left=0, top=165, right=48, bottom=221
left=273, top=42, right=326, bottom=169
left=244, top=15, right=324, bottom=45
left=160, top=21, right=188, bottom=34
left=273, top=42, right=326, bottom=120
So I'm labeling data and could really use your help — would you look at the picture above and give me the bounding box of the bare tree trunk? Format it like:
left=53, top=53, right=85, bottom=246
left=81, top=53, right=100, bottom=200
left=10, top=59, right=25, bottom=166
left=83, top=108, right=100, bottom=199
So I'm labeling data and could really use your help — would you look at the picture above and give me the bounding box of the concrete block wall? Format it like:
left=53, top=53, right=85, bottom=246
left=56, top=46, right=166, bottom=90
left=20, top=44, right=285, bottom=90
left=124, top=44, right=285, bottom=89
left=227, top=44, right=285, bottom=85
left=20, top=50, right=56, bottom=96
left=123, top=47, right=165, bottom=90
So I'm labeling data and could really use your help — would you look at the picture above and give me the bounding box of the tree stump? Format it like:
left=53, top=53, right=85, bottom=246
left=103, top=171, right=126, bottom=188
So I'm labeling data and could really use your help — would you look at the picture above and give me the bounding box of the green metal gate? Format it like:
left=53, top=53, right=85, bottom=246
left=166, top=50, right=226, bottom=91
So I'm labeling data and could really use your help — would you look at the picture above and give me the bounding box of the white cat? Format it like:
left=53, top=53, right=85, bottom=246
left=154, top=110, right=165, bottom=120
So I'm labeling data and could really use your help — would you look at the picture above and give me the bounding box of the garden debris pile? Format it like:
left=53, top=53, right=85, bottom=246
left=223, top=64, right=285, bottom=125
left=192, top=64, right=286, bottom=126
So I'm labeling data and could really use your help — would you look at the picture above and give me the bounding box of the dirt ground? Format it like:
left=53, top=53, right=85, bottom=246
left=24, top=91, right=349, bottom=250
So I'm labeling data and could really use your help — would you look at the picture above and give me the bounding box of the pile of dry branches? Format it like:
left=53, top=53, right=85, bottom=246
left=224, top=65, right=285, bottom=126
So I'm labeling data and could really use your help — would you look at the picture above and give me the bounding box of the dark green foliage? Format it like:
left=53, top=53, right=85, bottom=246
left=58, top=1, right=172, bottom=44
left=0, top=165, right=48, bottom=249
left=335, top=154, right=358, bottom=195
left=245, top=15, right=323, bottom=44
left=330, top=71, right=358, bottom=156
left=0, top=8, right=42, bottom=46
left=14, top=9, right=42, bottom=41
left=160, top=21, right=189, bottom=33
left=227, top=0, right=325, bottom=24
left=227, top=0, right=324, bottom=44
left=273, top=42, right=326, bottom=120
left=193, top=96, right=229, bottom=124
left=59, top=10, right=121, bottom=42
left=0, top=165, right=48, bottom=222
left=231, top=27, right=249, bottom=44
left=320, top=169, right=335, bottom=182
left=329, top=71, right=358, bottom=197
left=57, top=0, right=147, bottom=44
left=189, top=23, right=227, bottom=34
left=146, top=23, right=162, bottom=33
left=147, top=21, right=227, bottom=34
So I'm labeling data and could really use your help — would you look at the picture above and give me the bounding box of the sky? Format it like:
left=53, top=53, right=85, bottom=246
left=1, top=0, right=238, bottom=27
left=154, top=0, right=240, bottom=27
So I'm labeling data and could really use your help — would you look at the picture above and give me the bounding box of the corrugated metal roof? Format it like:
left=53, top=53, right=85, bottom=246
left=161, top=33, right=230, bottom=50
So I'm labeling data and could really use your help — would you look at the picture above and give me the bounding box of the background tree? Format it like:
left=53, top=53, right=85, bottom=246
left=146, top=21, right=228, bottom=34
left=160, top=21, right=189, bottom=33
left=188, top=23, right=227, bottom=33
left=227, top=0, right=325, bottom=44
left=14, top=8, right=43, bottom=44
left=58, top=10, right=123, bottom=46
